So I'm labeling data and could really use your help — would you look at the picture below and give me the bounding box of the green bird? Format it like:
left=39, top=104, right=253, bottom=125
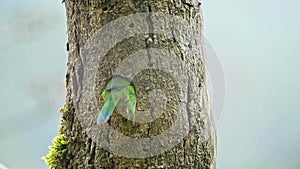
left=97, top=76, right=137, bottom=126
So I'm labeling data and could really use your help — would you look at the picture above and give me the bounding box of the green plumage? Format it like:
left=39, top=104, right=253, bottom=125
left=97, top=76, right=136, bottom=125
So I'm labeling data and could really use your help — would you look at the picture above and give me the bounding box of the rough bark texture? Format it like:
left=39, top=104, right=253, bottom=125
left=58, top=0, right=216, bottom=168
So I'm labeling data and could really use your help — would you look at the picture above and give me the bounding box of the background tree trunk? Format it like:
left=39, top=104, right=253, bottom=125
left=47, top=0, right=216, bottom=168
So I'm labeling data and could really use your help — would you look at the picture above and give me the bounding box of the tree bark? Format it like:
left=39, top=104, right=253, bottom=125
left=47, top=0, right=216, bottom=168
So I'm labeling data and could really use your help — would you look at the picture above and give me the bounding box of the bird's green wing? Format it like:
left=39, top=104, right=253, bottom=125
left=97, top=76, right=136, bottom=125
left=97, top=90, right=123, bottom=125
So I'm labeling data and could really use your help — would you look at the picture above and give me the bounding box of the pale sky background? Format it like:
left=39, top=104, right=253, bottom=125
left=0, top=0, right=299, bottom=169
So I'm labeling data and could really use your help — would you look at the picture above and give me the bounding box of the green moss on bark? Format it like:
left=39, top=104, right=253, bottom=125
left=43, top=134, right=72, bottom=169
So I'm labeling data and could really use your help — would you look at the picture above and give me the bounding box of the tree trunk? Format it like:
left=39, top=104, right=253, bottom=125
left=45, top=0, right=216, bottom=168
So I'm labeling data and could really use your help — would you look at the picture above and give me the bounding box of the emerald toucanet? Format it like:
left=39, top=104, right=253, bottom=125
left=97, top=76, right=137, bottom=126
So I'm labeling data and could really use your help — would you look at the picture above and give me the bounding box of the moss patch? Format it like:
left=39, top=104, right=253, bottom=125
left=59, top=106, right=69, bottom=114
left=42, top=134, right=70, bottom=169
left=171, top=43, right=184, bottom=55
